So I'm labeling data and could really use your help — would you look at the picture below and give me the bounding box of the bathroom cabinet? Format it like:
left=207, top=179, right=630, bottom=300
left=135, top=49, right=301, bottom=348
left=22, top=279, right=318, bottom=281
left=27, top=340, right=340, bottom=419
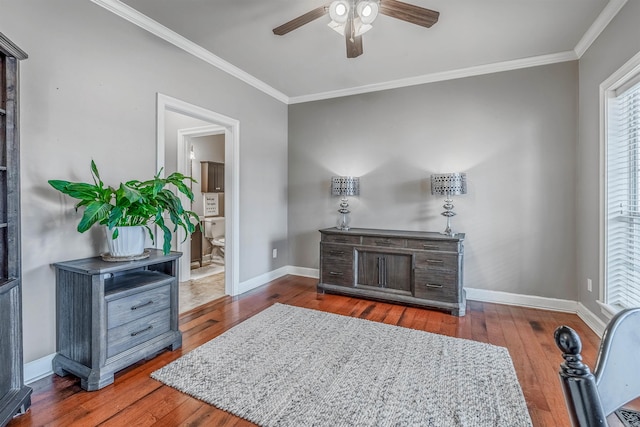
left=0, top=33, right=31, bottom=426
left=200, top=161, right=224, bottom=193
left=191, top=226, right=202, bottom=267
left=318, top=228, right=466, bottom=316
left=52, top=250, right=183, bottom=391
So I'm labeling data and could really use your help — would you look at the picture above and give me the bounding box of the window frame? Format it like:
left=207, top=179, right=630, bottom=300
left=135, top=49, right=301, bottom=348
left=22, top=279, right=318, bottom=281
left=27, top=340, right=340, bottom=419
left=599, top=50, right=640, bottom=318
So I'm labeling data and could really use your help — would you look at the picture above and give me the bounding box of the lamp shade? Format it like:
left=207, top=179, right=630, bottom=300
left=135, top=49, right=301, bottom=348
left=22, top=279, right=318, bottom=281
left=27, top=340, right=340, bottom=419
left=329, top=1, right=350, bottom=24
left=356, top=1, right=379, bottom=25
left=331, top=176, right=360, bottom=196
left=431, top=173, right=467, bottom=196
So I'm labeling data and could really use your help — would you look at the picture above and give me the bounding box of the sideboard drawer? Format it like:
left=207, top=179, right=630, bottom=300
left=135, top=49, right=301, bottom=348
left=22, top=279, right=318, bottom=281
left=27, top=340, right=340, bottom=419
left=321, top=260, right=354, bottom=287
left=413, top=270, right=458, bottom=302
left=107, top=309, right=170, bottom=358
left=414, top=252, right=458, bottom=271
left=406, top=239, right=459, bottom=252
left=107, top=284, right=171, bottom=329
left=362, top=236, right=405, bottom=248
left=322, top=234, right=361, bottom=245
left=321, top=244, right=352, bottom=260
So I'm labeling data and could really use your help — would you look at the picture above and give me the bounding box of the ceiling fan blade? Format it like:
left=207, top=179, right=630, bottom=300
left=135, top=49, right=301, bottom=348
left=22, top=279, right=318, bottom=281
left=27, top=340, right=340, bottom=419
left=344, top=14, right=363, bottom=58
left=379, top=0, right=439, bottom=28
left=273, top=4, right=330, bottom=36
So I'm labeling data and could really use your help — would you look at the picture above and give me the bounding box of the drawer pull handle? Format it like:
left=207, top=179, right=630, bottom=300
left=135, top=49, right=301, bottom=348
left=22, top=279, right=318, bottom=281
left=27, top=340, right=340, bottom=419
left=427, top=259, right=444, bottom=265
left=329, top=271, right=344, bottom=276
left=329, top=251, right=345, bottom=256
left=423, top=245, right=439, bottom=250
left=130, top=325, right=153, bottom=337
left=131, top=301, right=154, bottom=310
left=375, top=240, right=393, bottom=245
left=425, top=284, right=443, bottom=289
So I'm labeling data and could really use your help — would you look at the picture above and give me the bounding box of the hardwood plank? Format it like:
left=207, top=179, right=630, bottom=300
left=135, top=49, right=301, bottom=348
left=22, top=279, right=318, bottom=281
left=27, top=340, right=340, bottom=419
left=9, top=276, right=603, bottom=427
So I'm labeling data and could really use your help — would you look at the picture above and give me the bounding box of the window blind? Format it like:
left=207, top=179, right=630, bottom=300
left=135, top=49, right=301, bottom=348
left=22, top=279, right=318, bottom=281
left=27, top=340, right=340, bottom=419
left=607, top=77, right=640, bottom=309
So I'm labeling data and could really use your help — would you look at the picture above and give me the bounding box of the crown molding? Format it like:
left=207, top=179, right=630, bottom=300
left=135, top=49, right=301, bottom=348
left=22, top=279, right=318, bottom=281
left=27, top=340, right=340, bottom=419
left=92, top=0, right=625, bottom=105
left=288, top=51, right=578, bottom=104
left=90, top=0, right=289, bottom=104
left=574, top=0, right=628, bottom=58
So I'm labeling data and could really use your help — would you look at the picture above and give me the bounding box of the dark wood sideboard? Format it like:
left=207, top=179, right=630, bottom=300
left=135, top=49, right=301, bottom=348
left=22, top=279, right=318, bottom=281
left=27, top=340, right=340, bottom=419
left=52, top=250, right=182, bottom=391
left=318, top=228, right=466, bottom=316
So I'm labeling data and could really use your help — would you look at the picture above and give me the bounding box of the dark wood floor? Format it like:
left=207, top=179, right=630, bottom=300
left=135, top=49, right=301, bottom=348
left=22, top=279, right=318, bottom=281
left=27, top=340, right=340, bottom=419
left=8, top=276, right=612, bottom=426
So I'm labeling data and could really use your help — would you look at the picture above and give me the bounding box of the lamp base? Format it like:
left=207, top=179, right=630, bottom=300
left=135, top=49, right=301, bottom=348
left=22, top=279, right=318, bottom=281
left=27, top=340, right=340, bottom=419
left=336, top=197, right=352, bottom=230
left=440, top=197, right=457, bottom=236
left=337, top=211, right=351, bottom=231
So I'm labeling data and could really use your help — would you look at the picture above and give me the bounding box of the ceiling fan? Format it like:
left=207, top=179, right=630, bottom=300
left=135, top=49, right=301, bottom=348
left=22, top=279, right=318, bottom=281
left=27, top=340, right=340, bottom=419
left=273, top=0, right=439, bottom=58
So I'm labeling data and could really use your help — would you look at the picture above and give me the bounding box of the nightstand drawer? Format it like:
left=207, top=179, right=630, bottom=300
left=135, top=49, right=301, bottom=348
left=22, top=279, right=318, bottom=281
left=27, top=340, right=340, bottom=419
left=406, top=239, right=459, bottom=252
left=413, top=270, right=458, bottom=302
left=414, top=252, right=458, bottom=271
left=107, top=284, right=170, bottom=329
left=362, top=236, right=405, bottom=248
left=322, top=234, right=361, bottom=245
left=107, top=309, right=170, bottom=358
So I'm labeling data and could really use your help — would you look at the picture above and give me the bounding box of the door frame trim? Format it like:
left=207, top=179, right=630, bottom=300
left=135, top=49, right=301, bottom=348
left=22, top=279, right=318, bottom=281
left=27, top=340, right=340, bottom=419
left=156, top=93, right=240, bottom=296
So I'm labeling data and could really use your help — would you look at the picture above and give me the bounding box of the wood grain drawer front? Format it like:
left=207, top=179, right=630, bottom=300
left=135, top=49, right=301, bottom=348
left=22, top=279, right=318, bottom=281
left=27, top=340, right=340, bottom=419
left=321, top=244, right=352, bottom=261
left=107, top=285, right=170, bottom=329
left=322, top=234, right=361, bottom=245
left=107, top=309, right=170, bottom=358
left=413, top=270, right=458, bottom=302
left=406, top=239, right=459, bottom=252
left=414, top=252, right=458, bottom=271
left=320, top=255, right=354, bottom=286
left=361, top=236, right=405, bottom=248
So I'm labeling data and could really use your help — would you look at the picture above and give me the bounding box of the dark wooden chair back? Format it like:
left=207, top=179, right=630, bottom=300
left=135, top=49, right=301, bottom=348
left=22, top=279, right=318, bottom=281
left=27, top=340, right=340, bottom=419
left=554, top=308, right=640, bottom=427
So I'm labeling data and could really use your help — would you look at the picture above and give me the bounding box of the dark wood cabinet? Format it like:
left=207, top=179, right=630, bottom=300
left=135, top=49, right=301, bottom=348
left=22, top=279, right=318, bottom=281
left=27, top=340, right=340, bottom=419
left=200, top=161, right=224, bottom=193
left=319, top=228, right=466, bottom=316
left=0, top=33, right=31, bottom=426
left=190, top=226, right=202, bottom=267
left=52, top=250, right=183, bottom=391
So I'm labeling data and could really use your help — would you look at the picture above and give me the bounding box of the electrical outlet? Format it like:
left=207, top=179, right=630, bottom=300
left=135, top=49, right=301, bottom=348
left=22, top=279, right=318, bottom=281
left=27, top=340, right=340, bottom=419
left=587, top=278, right=592, bottom=292
left=272, top=248, right=277, bottom=259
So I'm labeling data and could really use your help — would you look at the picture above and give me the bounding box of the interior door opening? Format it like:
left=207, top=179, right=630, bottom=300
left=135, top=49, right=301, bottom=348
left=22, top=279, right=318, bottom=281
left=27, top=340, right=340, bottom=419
left=156, top=93, right=240, bottom=312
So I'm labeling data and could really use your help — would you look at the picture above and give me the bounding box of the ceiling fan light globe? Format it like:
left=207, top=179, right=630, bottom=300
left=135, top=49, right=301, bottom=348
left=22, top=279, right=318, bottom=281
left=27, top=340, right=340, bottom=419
left=329, top=1, right=350, bottom=24
left=356, top=1, right=379, bottom=25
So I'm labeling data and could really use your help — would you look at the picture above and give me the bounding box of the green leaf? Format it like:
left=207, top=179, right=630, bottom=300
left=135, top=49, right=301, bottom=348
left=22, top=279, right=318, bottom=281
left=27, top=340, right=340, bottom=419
left=77, top=202, right=112, bottom=233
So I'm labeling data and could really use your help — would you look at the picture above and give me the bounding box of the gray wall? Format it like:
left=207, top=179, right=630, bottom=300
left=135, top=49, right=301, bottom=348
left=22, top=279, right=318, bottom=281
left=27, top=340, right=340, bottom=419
left=288, top=62, right=578, bottom=300
left=576, top=1, right=640, bottom=319
left=0, top=0, right=288, bottom=363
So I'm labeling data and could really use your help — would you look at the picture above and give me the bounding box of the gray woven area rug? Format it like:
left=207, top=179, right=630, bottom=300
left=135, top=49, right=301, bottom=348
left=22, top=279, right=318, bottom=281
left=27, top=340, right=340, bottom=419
left=151, top=303, right=533, bottom=427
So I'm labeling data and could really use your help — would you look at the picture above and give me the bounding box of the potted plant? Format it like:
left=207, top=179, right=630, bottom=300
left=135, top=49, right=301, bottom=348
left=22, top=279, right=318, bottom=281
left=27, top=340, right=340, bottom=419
left=49, top=160, right=199, bottom=257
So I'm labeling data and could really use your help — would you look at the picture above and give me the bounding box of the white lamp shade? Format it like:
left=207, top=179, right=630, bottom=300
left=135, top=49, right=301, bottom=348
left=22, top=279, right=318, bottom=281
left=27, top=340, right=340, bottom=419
left=329, top=1, right=350, bottom=24
left=356, top=1, right=379, bottom=25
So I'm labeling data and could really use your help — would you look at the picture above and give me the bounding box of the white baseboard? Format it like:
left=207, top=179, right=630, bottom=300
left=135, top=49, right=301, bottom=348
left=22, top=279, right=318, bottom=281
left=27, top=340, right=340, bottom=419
left=236, top=265, right=291, bottom=295
left=465, top=287, right=578, bottom=313
left=24, top=353, right=55, bottom=385
left=24, top=266, right=607, bottom=384
left=286, top=266, right=319, bottom=279
left=577, top=302, right=607, bottom=337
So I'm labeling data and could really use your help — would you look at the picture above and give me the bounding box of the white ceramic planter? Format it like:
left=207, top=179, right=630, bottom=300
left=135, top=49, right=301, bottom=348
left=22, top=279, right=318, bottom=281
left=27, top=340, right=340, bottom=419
left=105, top=226, right=145, bottom=257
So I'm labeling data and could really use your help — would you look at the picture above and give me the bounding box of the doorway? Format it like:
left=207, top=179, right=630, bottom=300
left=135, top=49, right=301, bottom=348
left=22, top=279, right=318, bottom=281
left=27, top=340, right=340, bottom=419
left=156, top=93, right=240, bottom=310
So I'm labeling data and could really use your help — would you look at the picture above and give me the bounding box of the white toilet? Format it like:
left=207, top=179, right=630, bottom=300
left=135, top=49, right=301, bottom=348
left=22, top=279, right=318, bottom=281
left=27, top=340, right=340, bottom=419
left=203, top=217, right=225, bottom=260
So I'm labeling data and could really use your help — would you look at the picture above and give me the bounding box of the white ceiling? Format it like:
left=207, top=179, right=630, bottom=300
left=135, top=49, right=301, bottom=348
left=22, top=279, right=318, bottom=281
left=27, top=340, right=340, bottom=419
left=100, top=0, right=623, bottom=103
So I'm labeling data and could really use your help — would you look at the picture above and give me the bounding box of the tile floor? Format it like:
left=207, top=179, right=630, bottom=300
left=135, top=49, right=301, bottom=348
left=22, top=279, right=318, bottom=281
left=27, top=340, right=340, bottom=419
left=179, top=263, right=226, bottom=313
